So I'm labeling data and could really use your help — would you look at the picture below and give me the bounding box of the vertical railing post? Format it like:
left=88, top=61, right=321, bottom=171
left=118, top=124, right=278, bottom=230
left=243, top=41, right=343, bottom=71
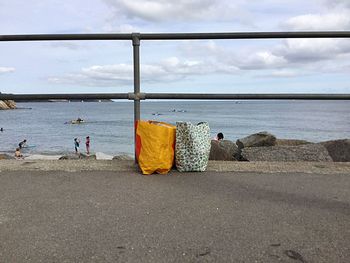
left=132, top=33, right=141, bottom=161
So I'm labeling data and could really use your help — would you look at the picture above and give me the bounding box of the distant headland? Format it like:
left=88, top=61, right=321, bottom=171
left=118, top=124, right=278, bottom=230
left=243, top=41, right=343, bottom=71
left=0, top=99, right=113, bottom=109
left=19, top=99, right=113, bottom=103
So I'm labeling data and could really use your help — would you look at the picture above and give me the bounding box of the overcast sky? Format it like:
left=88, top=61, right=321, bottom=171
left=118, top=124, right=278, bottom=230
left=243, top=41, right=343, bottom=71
left=1, top=0, right=350, bottom=94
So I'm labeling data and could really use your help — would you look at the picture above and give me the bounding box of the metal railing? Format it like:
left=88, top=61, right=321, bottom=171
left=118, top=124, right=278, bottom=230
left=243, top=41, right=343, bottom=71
left=1, top=31, right=350, bottom=157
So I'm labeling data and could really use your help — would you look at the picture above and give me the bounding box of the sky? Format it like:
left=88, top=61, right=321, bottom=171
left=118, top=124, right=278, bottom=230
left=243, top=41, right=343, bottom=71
left=1, top=0, right=350, bottom=94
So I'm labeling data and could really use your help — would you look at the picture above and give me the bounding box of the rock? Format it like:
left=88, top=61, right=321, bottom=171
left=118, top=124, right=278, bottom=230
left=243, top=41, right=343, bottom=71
left=236, top=131, right=276, bottom=149
left=275, top=139, right=311, bottom=146
left=84, top=154, right=96, bottom=160
left=319, top=139, right=350, bottom=162
left=59, top=155, right=80, bottom=160
left=5, top=100, right=16, bottom=109
left=0, top=100, right=16, bottom=110
left=0, top=153, right=15, bottom=160
left=113, top=154, right=134, bottom=161
left=59, top=153, right=95, bottom=160
left=241, top=144, right=332, bottom=162
left=95, top=152, right=113, bottom=160
left=209, top=140, right=239, bottom=161
left=25, top=154, right=62, bottom=160
left=0, top=101, right=10, bottom=110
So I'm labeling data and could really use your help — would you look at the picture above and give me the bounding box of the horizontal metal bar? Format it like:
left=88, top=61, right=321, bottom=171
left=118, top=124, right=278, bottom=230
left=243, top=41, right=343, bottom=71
left=0, top=34, right=132, bottom=42
left=0, top=93, right=129, bottom=101
left=2, top=31, right=350, bottom=42
left=141, top=31, right=350, bottom=40
left=145, top=93, right=350, bottom=100
left=1, top=93, right=349, bottom=101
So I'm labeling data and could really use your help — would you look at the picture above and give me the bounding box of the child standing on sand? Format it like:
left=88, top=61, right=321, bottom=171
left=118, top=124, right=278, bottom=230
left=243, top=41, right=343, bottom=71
left=85, top=136, right=90, bottom=155
left=74, top=138, right=80, bottom=154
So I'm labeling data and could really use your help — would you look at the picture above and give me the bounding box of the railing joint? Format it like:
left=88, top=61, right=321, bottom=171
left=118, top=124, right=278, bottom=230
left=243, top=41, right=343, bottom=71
left=131, top=32, right=140, bottom=46
left=128, top=92, right=145, bottom=100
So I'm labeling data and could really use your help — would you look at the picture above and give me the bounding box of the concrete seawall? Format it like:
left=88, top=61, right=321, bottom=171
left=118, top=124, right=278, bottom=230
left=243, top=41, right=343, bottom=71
left=0, top=165, right=349, bottom=262
left=0, top=160, right=349, bottom=174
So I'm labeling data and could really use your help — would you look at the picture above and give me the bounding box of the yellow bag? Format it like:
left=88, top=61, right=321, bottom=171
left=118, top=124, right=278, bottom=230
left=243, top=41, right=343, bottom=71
left=135, top=120, right=176, bottom=175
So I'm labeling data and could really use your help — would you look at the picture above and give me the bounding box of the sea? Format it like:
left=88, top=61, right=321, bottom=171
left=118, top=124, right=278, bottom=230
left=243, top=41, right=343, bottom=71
left=0, top=100, right=349, bottom=156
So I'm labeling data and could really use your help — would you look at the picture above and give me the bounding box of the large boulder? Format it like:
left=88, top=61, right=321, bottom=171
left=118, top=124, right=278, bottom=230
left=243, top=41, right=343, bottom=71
left=59, top=153, right=96, bottom=160
left=319, top=139, right=350, bottom=162
left=25, top=154, right=62, bottom=160
left=0, top=101, right=10, bottom=110
left=0, top=153, right=15, bottom=160
left=5, top=100, right=16, bottom=109
left=209, top=140, right=240, bottom=161
left=113, top=154, right=134, bottom=161
left=96, top=152, right=113, bottom=160
left=59, top=154, right=80, bottom=160
left=275, top=139, right=311, bottom=146
left=0, top=100, right=16, bottom=110
left=236, top=131, right=276, bottom=149
left=241, top=144, right=332, bottom=162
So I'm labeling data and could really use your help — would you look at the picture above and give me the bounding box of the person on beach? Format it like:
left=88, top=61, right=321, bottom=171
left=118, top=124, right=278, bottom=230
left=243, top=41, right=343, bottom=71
left=85, top=136, right=90, bottom=155
left=19, top=139, right=27, bottom=149
left=215, top=133, right=224, bottom=141
left=74, top=138, right=80, bottom=154
left=15, top=148, right=23, bottom=159
left=0, top=128, right=3, bottom=132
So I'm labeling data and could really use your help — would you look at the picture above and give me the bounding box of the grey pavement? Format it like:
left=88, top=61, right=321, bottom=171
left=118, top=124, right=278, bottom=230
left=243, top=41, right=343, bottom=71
left=0, top=169, right=349, bottom=262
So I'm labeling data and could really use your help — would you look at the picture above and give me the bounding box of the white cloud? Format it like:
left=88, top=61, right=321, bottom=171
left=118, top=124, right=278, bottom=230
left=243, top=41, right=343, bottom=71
left=50, top=42, right=83, bottom=50
left=237, top=51, right=287, bottom=70
left=178, top=35, right=350, bottom=78
left=180, top=41, right=287, bottom=70
left=102, top=23, right=140, bottom=33
left=103, top=0, right=250, bottom=23
left=257, top=70, right=299, bottom=78
left=275, top=38, right=350, bottom=63
left=324, top=0, right=350, bottom=9
left=283, top=12, right=350, bottom=30
left=48, top=57, right=238, bottom=87
left=49, top=64, right=133, bottom=87
left=0, top=67, right=15, bottom=74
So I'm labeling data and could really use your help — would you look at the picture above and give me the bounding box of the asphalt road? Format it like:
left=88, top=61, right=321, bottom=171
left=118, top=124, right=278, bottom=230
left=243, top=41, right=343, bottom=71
left=0, top=170, right=349, bottom=262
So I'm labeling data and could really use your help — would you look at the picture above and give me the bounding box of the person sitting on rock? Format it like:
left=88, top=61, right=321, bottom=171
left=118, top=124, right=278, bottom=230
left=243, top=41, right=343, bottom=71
left=216, top=132, right=224, bottom=141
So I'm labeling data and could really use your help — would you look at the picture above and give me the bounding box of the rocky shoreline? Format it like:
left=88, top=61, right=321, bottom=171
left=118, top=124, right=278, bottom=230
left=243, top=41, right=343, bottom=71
left=0, top=152, right=133, bottom=161
left=210, top=131, right=350, bottom=162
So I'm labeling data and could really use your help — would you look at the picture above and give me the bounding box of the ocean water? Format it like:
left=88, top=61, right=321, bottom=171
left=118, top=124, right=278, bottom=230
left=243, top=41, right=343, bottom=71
left=0, top=100, right=349, bottom=156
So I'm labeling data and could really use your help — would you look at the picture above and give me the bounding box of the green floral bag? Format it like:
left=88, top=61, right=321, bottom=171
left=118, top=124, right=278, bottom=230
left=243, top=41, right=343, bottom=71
left=175, top=122, right=211, bottom=172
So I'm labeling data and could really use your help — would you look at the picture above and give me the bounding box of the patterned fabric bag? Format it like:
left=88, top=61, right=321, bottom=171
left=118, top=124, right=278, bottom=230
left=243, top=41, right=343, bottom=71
left=175, top=122, right=211, bottom=172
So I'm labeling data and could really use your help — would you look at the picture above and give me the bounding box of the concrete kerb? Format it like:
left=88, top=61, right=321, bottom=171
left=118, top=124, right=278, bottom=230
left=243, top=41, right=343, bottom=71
left=0, top=160, right=349, bottom=175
